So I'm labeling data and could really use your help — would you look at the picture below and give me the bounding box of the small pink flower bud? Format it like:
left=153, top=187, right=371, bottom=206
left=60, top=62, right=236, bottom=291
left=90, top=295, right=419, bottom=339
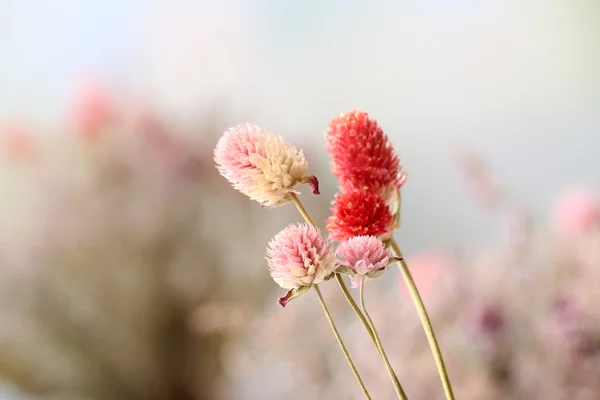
left=336, top=236, right=392, bottom=287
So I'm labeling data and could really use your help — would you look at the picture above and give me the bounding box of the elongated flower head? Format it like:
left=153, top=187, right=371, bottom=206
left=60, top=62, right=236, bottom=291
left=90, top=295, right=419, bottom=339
left=325, top=110, right=407, bottom=212
left=214, top=123, right=318, bottom=207
left=336, top=236, right=391, bottom=287
left=326, top=190, right=395, bottom=242
left=266, top=223, right=338, bottom=306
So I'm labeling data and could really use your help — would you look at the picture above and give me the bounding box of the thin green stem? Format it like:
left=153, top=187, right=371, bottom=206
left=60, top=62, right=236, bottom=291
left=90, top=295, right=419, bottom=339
left=359, top=277, right=409, bottom=400
left=290, top=192, right=408, bottom=398
left=289, top=193, right=315, bottom=226
left=334, top=273, right=377, bottom=343
left=314, top=285, right=372, bottom=400
left=390, top=238, right=455, bottom=400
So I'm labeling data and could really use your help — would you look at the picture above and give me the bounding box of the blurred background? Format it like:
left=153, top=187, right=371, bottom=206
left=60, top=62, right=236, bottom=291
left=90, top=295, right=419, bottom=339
left=1, top=0, right=600, bottom=399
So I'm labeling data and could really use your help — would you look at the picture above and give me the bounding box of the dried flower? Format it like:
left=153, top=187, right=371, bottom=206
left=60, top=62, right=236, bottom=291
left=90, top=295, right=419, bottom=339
left=326, top=190, right=395, bottom=242
left=325, top=110, right=407, bottom=214
left=266, top=223, right=338, bottom=306
left=336, top=236, right=393, bottom=287
left=214, top=123, right=319, bottom=207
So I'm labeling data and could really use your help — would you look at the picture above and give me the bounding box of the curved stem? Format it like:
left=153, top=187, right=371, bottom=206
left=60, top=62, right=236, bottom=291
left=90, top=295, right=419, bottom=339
left=289, top=193, right=315, bottom=226
left=390, top=238, right=455, bottom=400
left=359, top=277, right=409, bottom=400
left=314, top=285, right=372, bottom=400
left=291, top=192, right=407, bottom=398
left=335, top=273, right=377, bottom=343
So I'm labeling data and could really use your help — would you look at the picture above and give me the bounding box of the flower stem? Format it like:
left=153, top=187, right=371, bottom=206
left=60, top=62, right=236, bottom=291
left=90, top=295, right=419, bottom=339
left=289, top=193, right=315, bottom=226
left=335, top=273, right=408, bottom=393
left=291, top=192, right=377, bottom=346
left=314, top=285, right=372, bottom=400
left=290, top=192, right=407, bottom=398
left=359, top=277, right=409, bottom=400
left=389, top=238, right=455, bottom=400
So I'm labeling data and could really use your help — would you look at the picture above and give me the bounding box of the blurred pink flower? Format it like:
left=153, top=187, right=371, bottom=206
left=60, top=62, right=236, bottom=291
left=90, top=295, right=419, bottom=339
left=214, top=123, right=318, bottom=207
left=551, top=188, right=600, bottom=234
left=336, top=236, right=392, bottom=288
left=400, top=252, right=449, bottom=299
left=266, top=223, right=338, bottom=306
left=325, top=110, right=407, bottom=214
left=70, top=83, right=117, bottom=139
left=326, top=190, right=395, bottom=242
left=0, top=122, right=35, bottom=160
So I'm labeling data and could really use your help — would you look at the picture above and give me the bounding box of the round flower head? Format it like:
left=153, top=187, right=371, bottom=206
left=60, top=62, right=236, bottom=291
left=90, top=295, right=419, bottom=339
left=336, top=236, right=392, bottom=287
left=266, top=223, right=338, bottom=306
left=325, top=110, right=407, bottom=213
left=214, top=123, right=319, bottom=207
left=326, top=190, right=395, bottom=242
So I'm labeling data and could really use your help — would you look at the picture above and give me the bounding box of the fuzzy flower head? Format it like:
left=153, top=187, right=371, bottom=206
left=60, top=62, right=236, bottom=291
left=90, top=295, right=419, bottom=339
left=336, top=236, right=392, bottom=287
left=325, top=110, right=407, bottom=213
left=214, top=123, right=319, bottom=207
left=266, top=223, right=338, bottom=306
left=327, top=190, right=395, bottom=242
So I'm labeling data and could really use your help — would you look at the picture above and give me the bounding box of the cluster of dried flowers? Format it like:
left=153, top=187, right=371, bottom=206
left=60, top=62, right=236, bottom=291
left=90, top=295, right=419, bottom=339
left=221, top=152, right=600, bottom=400
left=214, top=110, right=455, bottom=399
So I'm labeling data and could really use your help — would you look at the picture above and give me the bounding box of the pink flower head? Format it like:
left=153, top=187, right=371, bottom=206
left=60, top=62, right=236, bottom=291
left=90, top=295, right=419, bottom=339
left=214, top=123, right=319, bottom=207
left=551, top=188, right=600, bottom=234
left=326, top=190, right=395, bottom=242
left=266, top=223, right=338, bottom=306
left=336, top=236, right=392, bottom=287
left=325, top=110, right=407, bottom=213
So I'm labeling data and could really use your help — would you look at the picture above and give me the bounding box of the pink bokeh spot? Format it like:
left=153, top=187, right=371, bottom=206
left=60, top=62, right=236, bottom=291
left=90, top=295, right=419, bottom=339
left=551, top=188, right=600, bottom=234
left=70, top=83, right=117, bottom=140
left=399, top=252, right=450, bottom=299
left=0, top=122, right=35, bottom=161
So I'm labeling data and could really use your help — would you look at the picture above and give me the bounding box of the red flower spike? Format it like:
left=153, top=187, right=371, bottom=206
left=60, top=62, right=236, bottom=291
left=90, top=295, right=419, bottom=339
left=326, top=190, right=395, bottom=242
left=325, top=110, right=406, bottom=195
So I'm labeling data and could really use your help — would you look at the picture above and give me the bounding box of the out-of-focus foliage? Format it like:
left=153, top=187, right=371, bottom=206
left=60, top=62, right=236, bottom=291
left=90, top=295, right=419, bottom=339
left=0, top=88, right=291, bottom=400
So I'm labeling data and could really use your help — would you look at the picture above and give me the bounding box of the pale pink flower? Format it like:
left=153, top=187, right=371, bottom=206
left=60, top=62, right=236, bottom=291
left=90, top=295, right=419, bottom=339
left=214, top=123, right=318, bottom=207
left=551, top=188, right=600, bottom=234
left=266, top=223, right=338, bottom=306
left=336, top=236, right=392, bottom=287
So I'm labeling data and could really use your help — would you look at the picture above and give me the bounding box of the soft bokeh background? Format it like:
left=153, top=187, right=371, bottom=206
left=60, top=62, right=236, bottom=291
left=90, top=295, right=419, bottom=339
left=1, top=1, right=600, bottom=399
